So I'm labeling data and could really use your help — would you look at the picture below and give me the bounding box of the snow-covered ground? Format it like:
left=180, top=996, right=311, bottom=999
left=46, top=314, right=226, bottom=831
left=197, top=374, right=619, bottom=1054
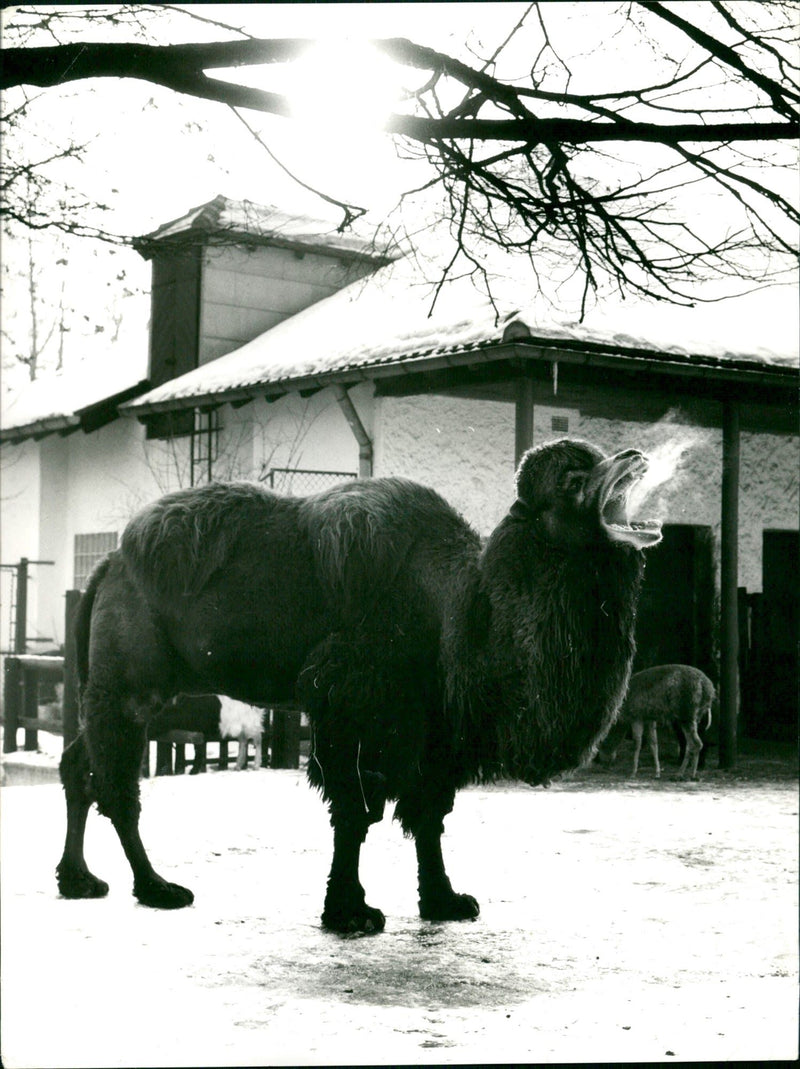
left=1, top=766, right=797, bottom=1067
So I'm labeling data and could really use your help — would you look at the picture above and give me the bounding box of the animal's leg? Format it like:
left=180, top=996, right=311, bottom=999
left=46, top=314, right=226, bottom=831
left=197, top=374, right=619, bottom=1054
left=396, top=785, right=479, bottom=922
left=251, top=731, right=262, bottom=770
left=415, top=818, right=480, bottom=922
left=630, top=721, right=644, bottom=777
left=56, top=733, right=109, bottom=899
left=85, top=692, right=194, bottom=909
left=314, top=736, right=387, bottom=933
left=189, top=740, right=207, bottom=775
left=322, top=816, right=385, bottom=934
left=235, top=731, right=248, bottom=770
left=678, top=721, right=704, bottom=780
left=647, top=720, right=661, bottom=778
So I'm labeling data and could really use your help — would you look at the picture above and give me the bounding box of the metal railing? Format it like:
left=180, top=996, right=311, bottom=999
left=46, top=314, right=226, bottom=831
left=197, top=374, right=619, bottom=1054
left=264, top=467, right=357, bottom=495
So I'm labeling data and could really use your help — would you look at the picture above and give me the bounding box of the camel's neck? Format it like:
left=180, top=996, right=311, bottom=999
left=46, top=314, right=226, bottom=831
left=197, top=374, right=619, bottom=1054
left=445, top=516, right=644, bottom=785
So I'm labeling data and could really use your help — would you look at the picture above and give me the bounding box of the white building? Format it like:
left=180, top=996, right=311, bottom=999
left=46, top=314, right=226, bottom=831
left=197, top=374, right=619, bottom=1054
left=2, top=197, right=797, bottom=740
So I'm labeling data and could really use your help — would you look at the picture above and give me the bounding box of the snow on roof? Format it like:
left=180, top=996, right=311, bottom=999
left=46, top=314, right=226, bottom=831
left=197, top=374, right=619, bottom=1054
left=137, top=195, right=401, bottom=264
left=124, top=260, right=798, bottom=414
left=1, top=352, right=148, bottom=441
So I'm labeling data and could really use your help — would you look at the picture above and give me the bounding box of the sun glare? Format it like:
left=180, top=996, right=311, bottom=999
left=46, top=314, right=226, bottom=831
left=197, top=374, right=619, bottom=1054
left=284, top=40, right=405, bottom=135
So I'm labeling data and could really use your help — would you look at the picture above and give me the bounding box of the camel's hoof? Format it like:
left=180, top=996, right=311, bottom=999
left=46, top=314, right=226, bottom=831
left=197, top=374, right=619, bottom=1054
left=134, top=877, right=194, bottom=909
left=321, top=903, right=386, bottom=935
left=56, top=863, right=109, bottom=900
left=419, top=892, right=480, bottom=922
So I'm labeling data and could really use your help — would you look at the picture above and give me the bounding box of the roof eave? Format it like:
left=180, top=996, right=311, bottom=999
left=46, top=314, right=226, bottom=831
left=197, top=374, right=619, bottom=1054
left=133, top=229, right=400, bottom=267
left=2, top=379, right=151, bottom=444
left=122, top=339, right=798, bottom=418
left=0, top=415, right=79, bottom=444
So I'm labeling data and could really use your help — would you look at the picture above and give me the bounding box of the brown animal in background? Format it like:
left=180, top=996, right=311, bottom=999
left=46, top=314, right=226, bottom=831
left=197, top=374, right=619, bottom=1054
left=600, top=664, right=715, bottom=779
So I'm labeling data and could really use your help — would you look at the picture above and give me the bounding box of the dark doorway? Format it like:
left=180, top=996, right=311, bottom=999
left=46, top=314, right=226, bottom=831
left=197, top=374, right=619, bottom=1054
left=745, top=530, right=798, bottom=741
left=633, top=524, right=716, bottom=680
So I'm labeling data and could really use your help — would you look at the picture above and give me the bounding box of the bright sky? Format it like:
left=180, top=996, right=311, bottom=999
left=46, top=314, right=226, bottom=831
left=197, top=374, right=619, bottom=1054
left=1, top=2, right=797, bottom=395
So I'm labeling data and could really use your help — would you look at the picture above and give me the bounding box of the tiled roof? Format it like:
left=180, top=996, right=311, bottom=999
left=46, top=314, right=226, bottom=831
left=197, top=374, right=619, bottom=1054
left=1, top=353, right=148, bottom=442
left=123, top=259, right=798, bottom=415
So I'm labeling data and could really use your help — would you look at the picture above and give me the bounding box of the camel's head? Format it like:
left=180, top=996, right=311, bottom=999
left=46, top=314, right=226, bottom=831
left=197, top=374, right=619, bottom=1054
left=514, top=438, right=663, bottom=549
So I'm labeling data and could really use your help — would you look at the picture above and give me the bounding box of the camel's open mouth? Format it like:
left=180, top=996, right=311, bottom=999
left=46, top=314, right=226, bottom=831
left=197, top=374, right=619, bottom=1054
left=593, top=450, right=663, bottom=548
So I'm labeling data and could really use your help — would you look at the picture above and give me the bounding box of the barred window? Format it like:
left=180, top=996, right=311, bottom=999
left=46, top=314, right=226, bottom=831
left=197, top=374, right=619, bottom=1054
left=74, top=532, right=118, bottom=590
left=551, top=415, right=569, bottom=433
left=191, top=408, right=221, bottom=486
left=265, top=468, right=357, bottom=496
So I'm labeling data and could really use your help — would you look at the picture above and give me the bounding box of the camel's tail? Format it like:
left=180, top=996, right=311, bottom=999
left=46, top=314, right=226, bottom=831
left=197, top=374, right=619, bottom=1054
left=73, top=556, right=112, bottom=688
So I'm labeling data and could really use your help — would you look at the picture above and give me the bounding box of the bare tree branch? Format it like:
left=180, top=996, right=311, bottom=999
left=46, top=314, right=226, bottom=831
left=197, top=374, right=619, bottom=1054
left=1, top=3, right=797, bottom=311
left=2, top=39, right=796, bottom=142
left=638, top=1, right=800, bottom=117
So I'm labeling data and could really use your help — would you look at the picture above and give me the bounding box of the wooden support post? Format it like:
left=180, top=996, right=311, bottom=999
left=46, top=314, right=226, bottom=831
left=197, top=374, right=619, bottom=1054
left=271, top=708, right=301, bottom=769
left=334, top=385, right=373, bottom=477
left=261, top=731, right=270, bottom=768
left=194, top=740, right=207, bottom=774
left=218, top=739, right=229, bottom=771
left=22, top=666, right=38, bottom=751
left=514, top=374, right=534, bottom=468
left=156, top=740, right=173, bottom=775
left=719, top=400, right=740, bottom=769
left=3, top=658, right=22, bottom=753
left=174, top=743, right=187, bottom=775
left=62, top=590, right=81, bottom=747
left=14, top=558, right=28, bottom=654
left=737, top=586, right=751, bottom=736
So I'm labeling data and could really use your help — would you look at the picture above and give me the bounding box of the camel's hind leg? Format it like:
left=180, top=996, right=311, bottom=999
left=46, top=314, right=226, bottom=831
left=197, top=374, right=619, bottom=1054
left=56, top=733, right=108, bottom=899
left=76, top=683, right=194, bottom=909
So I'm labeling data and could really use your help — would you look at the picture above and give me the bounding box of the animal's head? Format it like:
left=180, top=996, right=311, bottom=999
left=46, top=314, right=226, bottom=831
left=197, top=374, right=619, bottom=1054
left=513, top=438, right=663, bottom=549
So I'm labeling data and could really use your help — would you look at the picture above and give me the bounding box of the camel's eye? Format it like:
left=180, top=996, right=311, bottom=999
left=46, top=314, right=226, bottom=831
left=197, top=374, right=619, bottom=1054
left=564, top=472, right=588, bottom=503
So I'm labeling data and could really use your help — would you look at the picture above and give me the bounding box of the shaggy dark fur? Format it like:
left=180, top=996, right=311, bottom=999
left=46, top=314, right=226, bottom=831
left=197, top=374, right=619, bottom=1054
left=56, top=438, right=662, bottom=932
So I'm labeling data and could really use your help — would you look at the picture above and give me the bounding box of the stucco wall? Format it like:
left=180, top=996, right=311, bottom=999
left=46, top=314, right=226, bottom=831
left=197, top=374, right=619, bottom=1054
left=373, top=393, right=798, bottom=593
left=0, top=440, right=42, bottom=650
left=740, top=431, right=800, bottom=591
left=6, top=385, right=795, bottom=649
left=27, top=417, right=201, bottom=646
left=36, top=437, right=70, bottom=646
left=375, top=394, right=515, bottom=534
left=238, top=384, right=373, bottom=486
left=575, top=413, right=799, bottom=592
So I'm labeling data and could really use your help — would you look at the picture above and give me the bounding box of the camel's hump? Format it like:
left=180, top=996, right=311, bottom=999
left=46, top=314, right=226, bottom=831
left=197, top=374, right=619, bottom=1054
left=120, top=477, right=474, bottom=601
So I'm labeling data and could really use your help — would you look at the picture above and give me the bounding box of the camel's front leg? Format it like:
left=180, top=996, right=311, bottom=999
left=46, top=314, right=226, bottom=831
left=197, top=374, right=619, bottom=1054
left=322, top=817, right=385, bottom=934
left=396, top=783, right=479, bottom=922
left=414, top=817, right=480, bottom=922
left=313, top=733, right=388, bottom=934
